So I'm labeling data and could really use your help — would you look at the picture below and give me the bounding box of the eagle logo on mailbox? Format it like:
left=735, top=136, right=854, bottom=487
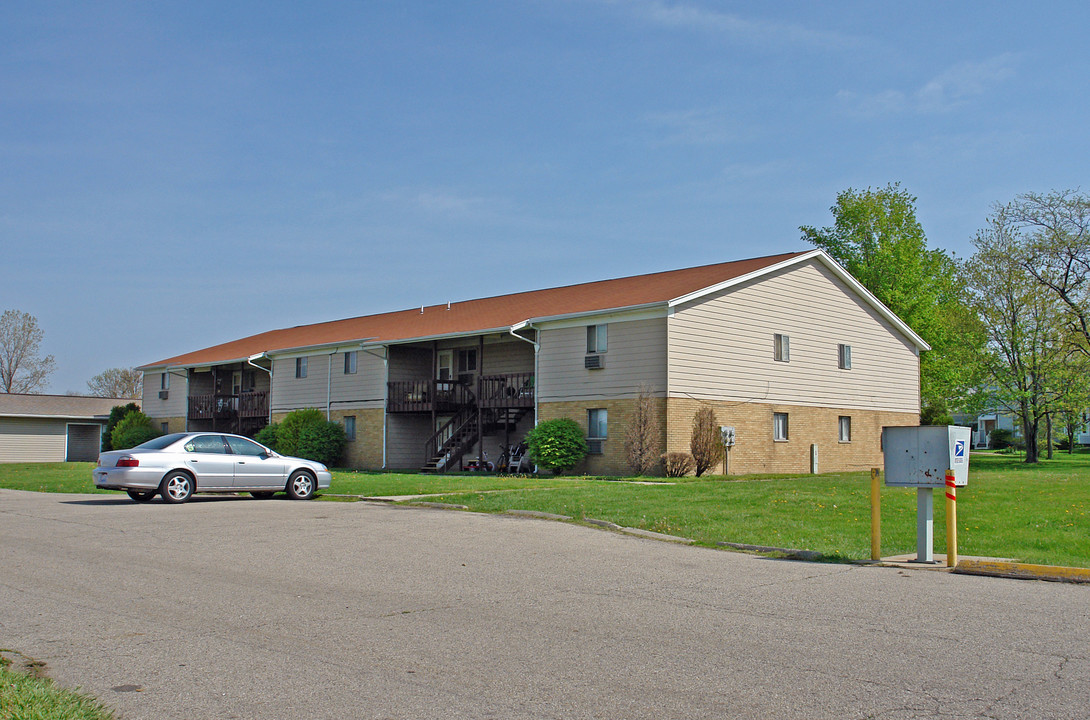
left=954, top=439, right=966, bottom=464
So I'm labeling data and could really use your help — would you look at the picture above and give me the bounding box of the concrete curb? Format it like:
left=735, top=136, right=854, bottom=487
left=619, top=527, right=694, bottom=544
left=584, top=518, right=621, bottom=530
left=504, top=510, right=573, bottom=521
left=717, top=541, right=824, bottom=561
left=410, top=501, right=470, bottom=510
left=954, top=559, right=1090, bottom=584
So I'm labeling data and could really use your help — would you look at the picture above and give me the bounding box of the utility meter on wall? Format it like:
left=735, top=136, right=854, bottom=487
left=720, top=426, right=736, bottom=447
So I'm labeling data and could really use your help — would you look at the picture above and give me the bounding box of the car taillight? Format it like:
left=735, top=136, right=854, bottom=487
left=116, top=456, right=139, bottom=467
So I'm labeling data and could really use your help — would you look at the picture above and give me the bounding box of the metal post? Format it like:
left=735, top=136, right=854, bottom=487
left=945, top=469, right=958, bottom=567
left=915, top=487, right=934, bottom=563
left=870, top=468, right=881, bottom=560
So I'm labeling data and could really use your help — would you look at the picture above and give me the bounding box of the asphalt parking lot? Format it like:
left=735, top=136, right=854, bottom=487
left=2, top=488, right=1088, bottom=719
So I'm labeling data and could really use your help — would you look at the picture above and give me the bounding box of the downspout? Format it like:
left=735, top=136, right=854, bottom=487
left=326, top=352, right=334, bottom=420
left=184, top=370, right=191, bottom=432
left=508, top=323, right=540, bottom=427
left=382, top=348, right=389, bottom=469
left=247, top=353, right=273, bottom=425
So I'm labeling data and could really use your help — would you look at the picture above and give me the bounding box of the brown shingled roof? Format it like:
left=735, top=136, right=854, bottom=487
left=0, top=393, right=135, bottom=419
left=142, top=251, right=809, bottom=369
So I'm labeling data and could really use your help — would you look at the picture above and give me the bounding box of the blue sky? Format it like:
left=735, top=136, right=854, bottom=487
left=3, top=1, right=1088, bottom=394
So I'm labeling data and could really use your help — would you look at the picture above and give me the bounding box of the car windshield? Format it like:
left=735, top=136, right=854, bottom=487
left=135, top=433, right=188, bottom=450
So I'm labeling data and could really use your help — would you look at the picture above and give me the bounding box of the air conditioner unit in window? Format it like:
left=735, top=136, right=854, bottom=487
left=584, top=354, right=604, bottom=369
left=158, top=390, right=169, bottom=400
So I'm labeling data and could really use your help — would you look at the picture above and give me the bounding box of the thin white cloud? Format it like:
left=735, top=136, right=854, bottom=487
left=839, top=53, right=1019, bottom=117
left=641, top=108, right=740, bottom=146
left=605, top=0, right=864, bottom=50
left=380, top=188, right=509, bottom=221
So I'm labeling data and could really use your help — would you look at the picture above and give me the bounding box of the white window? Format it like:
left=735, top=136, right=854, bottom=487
left=160, top=373, right=169, bottom=390
left=839, top=416, right=852, bottom=443
left=296, top=357, right=308, bottom=378
left=344, top=415, right=356, bottom=441
left=774, top=333, right=790, bottom=362
left=587, top=324, right=608, bottom=353
left=838, top=344, right=852, bottom=370
left=587, top=408, right=607, bottom=453
left=344, top=351, right=357, bottom=375
left=437, top=350, right=453, bottom=381
left=773, top=412, right=789, bottom=441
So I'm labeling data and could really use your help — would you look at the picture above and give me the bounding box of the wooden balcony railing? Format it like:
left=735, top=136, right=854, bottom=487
left=478, top=373, right=534, bottom=409
left=387, top=373, right=533, bottom=413
left=188, top=391, right=269, bottom=421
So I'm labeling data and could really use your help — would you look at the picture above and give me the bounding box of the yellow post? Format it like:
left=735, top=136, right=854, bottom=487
left=945, top=469, right=958, bottom=568
left=870, top=468, right=881, bottom=560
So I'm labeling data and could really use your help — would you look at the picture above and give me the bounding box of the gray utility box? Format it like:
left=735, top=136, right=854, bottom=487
left=882, top=425, right=971, bottom=488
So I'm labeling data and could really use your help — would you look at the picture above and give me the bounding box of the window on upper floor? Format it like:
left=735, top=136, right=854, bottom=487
left=344, top=351, right=357, bottom=375
left=773, top=412, right=789, bottom=442
left=774, top=333, right=790, bottom=362
left=160, top=373, right=169, bottom=390
left=296, top=357, right=308, bottom=379
left=458, top=349, right=477, bottom=373
left=838, top=343, right=852, bottom=370
left=587, top=324, right=608, bottom=354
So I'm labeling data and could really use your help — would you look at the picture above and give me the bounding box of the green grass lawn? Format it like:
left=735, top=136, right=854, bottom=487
left=4, top=451, right=1089, bottom=567
left=0, top=652, right=113, bottom=720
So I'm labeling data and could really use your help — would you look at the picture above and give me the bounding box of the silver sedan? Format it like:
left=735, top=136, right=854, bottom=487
left=94, top=432, right=333, bottom=504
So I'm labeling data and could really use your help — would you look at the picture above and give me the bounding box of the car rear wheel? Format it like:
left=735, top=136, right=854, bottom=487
left=250, top=491, right=275, bottom=499
left=286, top=470, right=315, bottom=500
left=160, top=471, right=194, bottom=504
left=126, top=490, right=157, bottom=503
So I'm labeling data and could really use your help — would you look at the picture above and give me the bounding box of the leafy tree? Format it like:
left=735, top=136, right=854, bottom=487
left=525, top=418, right=588, bottom=474
left=102, top=402, right=141, bottom=451
left=624, top=384, right=662, bottom=476
left=87, top=368, right=142, bottom=398
left=964, top=209, right=1070, bottom=463
left=662, top=452, right=694, bottom=478
left=0, top=309, right=56, bottom=393
left=800, top=184, right=985, bottom=419
left=689, top=405, right=723, bottom=477
left=1005, top=190, right=1090, bottom=354
left=111, top=411, right=162, bottom=450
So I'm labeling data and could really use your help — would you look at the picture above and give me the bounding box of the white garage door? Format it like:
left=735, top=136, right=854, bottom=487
left=66, top=424, right=102, bottom=462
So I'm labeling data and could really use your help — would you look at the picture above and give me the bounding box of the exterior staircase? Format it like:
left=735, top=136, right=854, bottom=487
left=420, top=406, right=532, bottom=473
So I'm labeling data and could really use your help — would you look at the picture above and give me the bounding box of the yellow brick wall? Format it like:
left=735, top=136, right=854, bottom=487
left=156, top=417, right=187, bottom=434
left=665, top=398, right=917, bottom=475
left=538, top=398, right=667, bottom=476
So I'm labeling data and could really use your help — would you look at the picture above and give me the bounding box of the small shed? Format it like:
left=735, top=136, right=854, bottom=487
left=0, top=394, right=135, bottom=463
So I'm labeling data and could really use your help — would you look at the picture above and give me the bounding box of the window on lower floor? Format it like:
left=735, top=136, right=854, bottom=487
left=587, top=408, right=607, bottom=453
left=161, top=422, right=169, bottom=434
left=344, top=415, right=356, bottom=442
left=773, top=412, right=789, bottom=441
left=839, top=416, right=851, bottom=443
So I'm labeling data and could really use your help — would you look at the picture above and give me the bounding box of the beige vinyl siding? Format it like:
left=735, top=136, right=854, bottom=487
left=538, top=317, right=668, bottom=402
left=271, top=355, right=332, bottom=413
left=388, top=346, right=431, bottom=382
left=668, top=259, right=920, bottom=413
left=0, top=417, right=66, bottom=462
left=481, top=340, right=534, bottom=375
left=386, top=414, right=432, bottom=470
left=142, top=370, right=187, bottom=419
left=329, top=350, right=386, bottom=410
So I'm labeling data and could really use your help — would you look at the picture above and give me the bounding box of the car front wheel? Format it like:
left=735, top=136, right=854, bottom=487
left=160, top=471, right=194, bottom=504
left=126, top=490, right=157, bottom=503
left=286, top=470, right=316, bottom=500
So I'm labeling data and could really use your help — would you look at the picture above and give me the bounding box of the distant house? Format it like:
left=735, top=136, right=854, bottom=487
left=138, top=250, right=929, bottom=475
left=0, top=394, right=132, bottom=463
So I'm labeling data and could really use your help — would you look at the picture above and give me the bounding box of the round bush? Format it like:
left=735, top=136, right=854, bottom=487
left=111, top=410, right=162, bottom=450
left=296, top=421, right=346, bottom=467
left=254, top=423, right=280, bottom=451
left=276, top=409, right=326, bottom=457
left=525, top=418, right=587, bottom=474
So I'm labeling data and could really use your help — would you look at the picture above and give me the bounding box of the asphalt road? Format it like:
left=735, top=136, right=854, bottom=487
left=1, top=489, right=1088, bottom=720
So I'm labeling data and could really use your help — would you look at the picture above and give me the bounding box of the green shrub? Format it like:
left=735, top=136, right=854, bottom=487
left=276, top=409, right=326, bottom=457
left=102, top=402, right=140, bottom=451
left=254, top=423, right=280, bottom=450
left=296, top=422, right=346, bottom=467
left=111, top=411, right=162, bottom=450
left=525, top=418, right=587, bottom=474
left=989, top=428, right=1014, bottom=450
